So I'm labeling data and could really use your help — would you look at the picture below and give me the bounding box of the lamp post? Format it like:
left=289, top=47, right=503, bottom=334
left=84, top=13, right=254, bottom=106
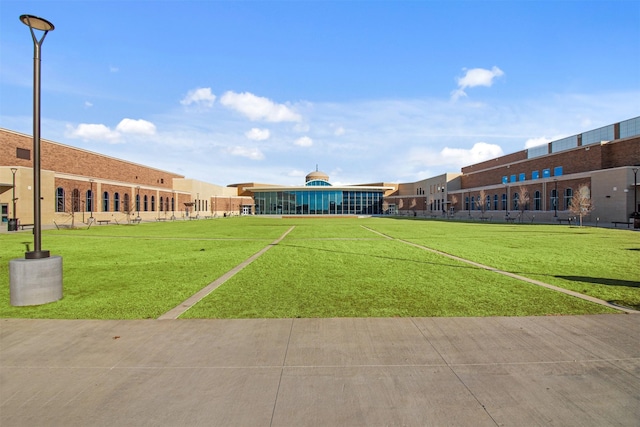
left=21, top=14, right=54, bottom=259
left=10, top=168, right=17, bottom=221
left=633, top=167, right=638, bottom=216
left=89, top=179, right=94, bottom=221
left=553, top=179, right=558, bottom=218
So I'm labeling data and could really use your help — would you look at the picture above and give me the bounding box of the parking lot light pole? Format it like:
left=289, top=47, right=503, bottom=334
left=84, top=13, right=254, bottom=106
left=633, top=168, right=638, bottom=216
left=20, top=14, right=54, bottom=259
left=11, top=168, right=18, bottom=221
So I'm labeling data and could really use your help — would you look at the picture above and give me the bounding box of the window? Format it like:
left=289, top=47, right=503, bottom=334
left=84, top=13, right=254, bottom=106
left=465, top=196, right=469, bottom=211
left=564, top=188, right=573, bottom=210
left=486, top=195, right=491, bottom=211
left=534, top=191, right=541, bottom=211
left=551, top=135, right=577, bottom=153
left=151, top=195, right=155, bottom=212
left=532, top=171, right=540, bottom=180
left=165, top=197, right=169, bottom=212
left=519, top=173, right=526, bottom=182
left=502, top=193, right=507, bottom=211
left=502, top=176, right=508, bottom=184
left=510, top=174, right=517, bottom=183
left=554, top=166, right=563, bottom=177
left=123, top=193, right=130, bottom=213
left=493, top=195, right=498, bottom=210
left=171, top=197, right=175, bottom=212
left=159, top=197, right=163, bottom=211
left=551, top=189, right=558, bottom=212
left=542, top=169, right=551, bottom=178
left=103, top=191, right=109, bottom=212
left=471, top=196, right=475, bottom=210
left=86, top=190, right=93, bottom=213
left=114, top=193, right=120, bottom=212
left=72, top=189, right=80, bottom=212
left=513, top=192, right=519, bottom=211
left=144, top=195, right=148, bottom=211
left=16, top=148, right=30, bottom=160
left=582, top=124, right=614, bottom=145
left=135, top=194, right=140, bottom=212
left=56, top=187, right=65, bottom=212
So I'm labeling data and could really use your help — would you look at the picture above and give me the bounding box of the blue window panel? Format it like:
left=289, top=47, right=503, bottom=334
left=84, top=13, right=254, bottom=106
left=510, top=175, right=517, bottom=183
left=554, top=166, right=563, bottom=177
left=542, top=169, right=551, bottom=178
left=518, top=173, right=526, bottom=181
left=502, top=176, right=508, bottom=184
left=532, top=171, right=540, bottom=180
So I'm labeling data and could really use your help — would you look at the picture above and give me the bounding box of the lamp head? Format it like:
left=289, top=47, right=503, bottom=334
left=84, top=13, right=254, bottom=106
left=20, top=14, right=55, bottom=31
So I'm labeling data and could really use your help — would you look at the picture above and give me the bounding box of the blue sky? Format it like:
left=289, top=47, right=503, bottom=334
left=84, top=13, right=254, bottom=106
left=1, top=1, right=639, bottom=186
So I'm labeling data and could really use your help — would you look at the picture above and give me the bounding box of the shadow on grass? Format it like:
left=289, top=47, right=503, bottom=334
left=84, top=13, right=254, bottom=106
left=556, top=275, right=640, bottom=288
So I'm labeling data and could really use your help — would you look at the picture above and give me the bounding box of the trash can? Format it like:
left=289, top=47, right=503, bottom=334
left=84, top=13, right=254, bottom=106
left=8, top=218, right=18, bottom=232
left=634, top=217, right=640, bottom=229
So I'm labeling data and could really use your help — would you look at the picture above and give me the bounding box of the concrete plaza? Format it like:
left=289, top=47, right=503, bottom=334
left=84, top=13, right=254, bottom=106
left=1, top=314, right=639, bottom=426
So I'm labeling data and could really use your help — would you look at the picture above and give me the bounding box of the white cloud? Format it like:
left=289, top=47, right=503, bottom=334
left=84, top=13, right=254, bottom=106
left=116, top=118, right=156, bottom=135
left=109, top=66, right=119, bottom=73
left=227, top=146, right=264, bottom=160
left=84, top=101, right=93, bottom=108
left=220, top=91, right=301, bottom=122
left=334, top=126, right=345, bottom=136
left=180, top=87, right=216, bottom=108
left=65, top=123, right=121, bottom=143
left=451, top=66, right=504, bottom=100
left=245, top=128, right=271, bottom=141
left=441, top=142, right=504, bottom=166
left=294, top=136, right=313, bottom=147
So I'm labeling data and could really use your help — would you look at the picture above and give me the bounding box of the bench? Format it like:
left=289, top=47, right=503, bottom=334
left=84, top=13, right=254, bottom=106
left=156, top=217, right=166, bottom=221
left=131, top=218, right=141, bottom=224
left=557, top=218, right=572, bottom=225
left=97, top=220, right=110, bottom=225
left=479, top=216, right=491, bottom=222
left=612, top=221, right=631, bottom=228
left=505, top=217, right=516, bottom=223
left=19, top=224, right=34, bottom=230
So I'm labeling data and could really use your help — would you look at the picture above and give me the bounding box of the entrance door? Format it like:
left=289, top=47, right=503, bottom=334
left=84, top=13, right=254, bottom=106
left=242, top=205, right=251, bottom=215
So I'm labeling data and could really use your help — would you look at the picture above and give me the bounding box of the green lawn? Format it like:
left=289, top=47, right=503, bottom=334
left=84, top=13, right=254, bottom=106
left=1, top=217, right=637, bottom=319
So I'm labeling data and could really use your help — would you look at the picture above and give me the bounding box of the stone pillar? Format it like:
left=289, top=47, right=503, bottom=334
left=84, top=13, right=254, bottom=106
left=9, top=256, right=63, bottom=306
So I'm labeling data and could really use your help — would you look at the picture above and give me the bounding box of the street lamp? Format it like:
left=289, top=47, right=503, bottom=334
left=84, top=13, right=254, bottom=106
left=89, top=179, right=94, bottom=221
left=10, top=168, right=18, bottom=222
left=20, top=14, right=54, bottom=259
left=633, top=167, right=639, bottom=216
left=553, top=179, right=558, bottom=218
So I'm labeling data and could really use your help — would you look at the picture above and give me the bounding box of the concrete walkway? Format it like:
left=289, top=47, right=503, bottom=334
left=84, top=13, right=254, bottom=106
left=1, top=314, right=639, bottom=426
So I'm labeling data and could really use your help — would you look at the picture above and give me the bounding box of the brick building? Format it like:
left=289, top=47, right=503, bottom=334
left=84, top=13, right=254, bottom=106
left=0, top=128, right=252, bottom=227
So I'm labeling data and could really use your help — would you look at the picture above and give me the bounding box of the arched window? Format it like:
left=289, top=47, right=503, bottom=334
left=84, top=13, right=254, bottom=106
left=103, top=191, right=109, bottom=212
left=124, top=193, right=130, bottom=213
left=465, top=196, right=469, bottom=211
left=551, top=189, right=558, bottom=211
left=502, top=193, right=507, bottom=211
left=72, top=189, right=81, bottom=212
left=486, top=195, right=491, bottom=211
left=151, top=195, right=156, bottom=212
left=114, top=193, right=120, bottom=212
left=136, top=194, right=140, bottom=212
left=564, top=188, right=573, bottom=210
left=513, top=192, right=519, bottom=211
left=55, top=187, right=65, bottom=212
left=86, top=190, right=93, bottom=212
left=534, top=191, right=541, bottom=211
left=165, top=197, right=169, bottom=212
left=144, top=195, right=148, bottom=211
left=471, top=196, right=475, bottom=210
left=493, top=194, right=498, bottom=210
left=171, top=197, right=175, bottom=212
left=159, top=196, right=163, bottom=212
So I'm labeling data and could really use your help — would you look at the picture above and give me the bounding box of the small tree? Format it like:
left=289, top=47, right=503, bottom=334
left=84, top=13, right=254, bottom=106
left=478, top=189, right=488, bottom=216
left=382, top=200, right=389, bottom=215
left=569, top=184, right=594, bottom=227
left=449, top=195, right=458, bottom=216
left=518, top=185, right=530, bottom=222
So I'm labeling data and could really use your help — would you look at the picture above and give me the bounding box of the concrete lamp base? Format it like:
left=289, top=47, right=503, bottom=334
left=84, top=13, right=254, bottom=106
left=9, top=256, right=63, bottom=306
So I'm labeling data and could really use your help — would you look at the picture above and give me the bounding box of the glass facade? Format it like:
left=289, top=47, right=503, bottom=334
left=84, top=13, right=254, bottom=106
left=620, top=116, right=640, bottom=138
left=254, top=189, right=384, bottom=215
left=582, top=124, right=614, bottom=145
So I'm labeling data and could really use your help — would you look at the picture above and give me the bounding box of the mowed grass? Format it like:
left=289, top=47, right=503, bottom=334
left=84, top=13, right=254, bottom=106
left=0, top=217, right=637, bottom=319
left=363, top=218, right=640, bottom=311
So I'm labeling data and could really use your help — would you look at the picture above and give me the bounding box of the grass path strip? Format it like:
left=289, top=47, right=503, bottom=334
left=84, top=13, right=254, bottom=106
left=361, top=226, right=639, bottom=314
left=158, top=226, right=296, bottom=320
